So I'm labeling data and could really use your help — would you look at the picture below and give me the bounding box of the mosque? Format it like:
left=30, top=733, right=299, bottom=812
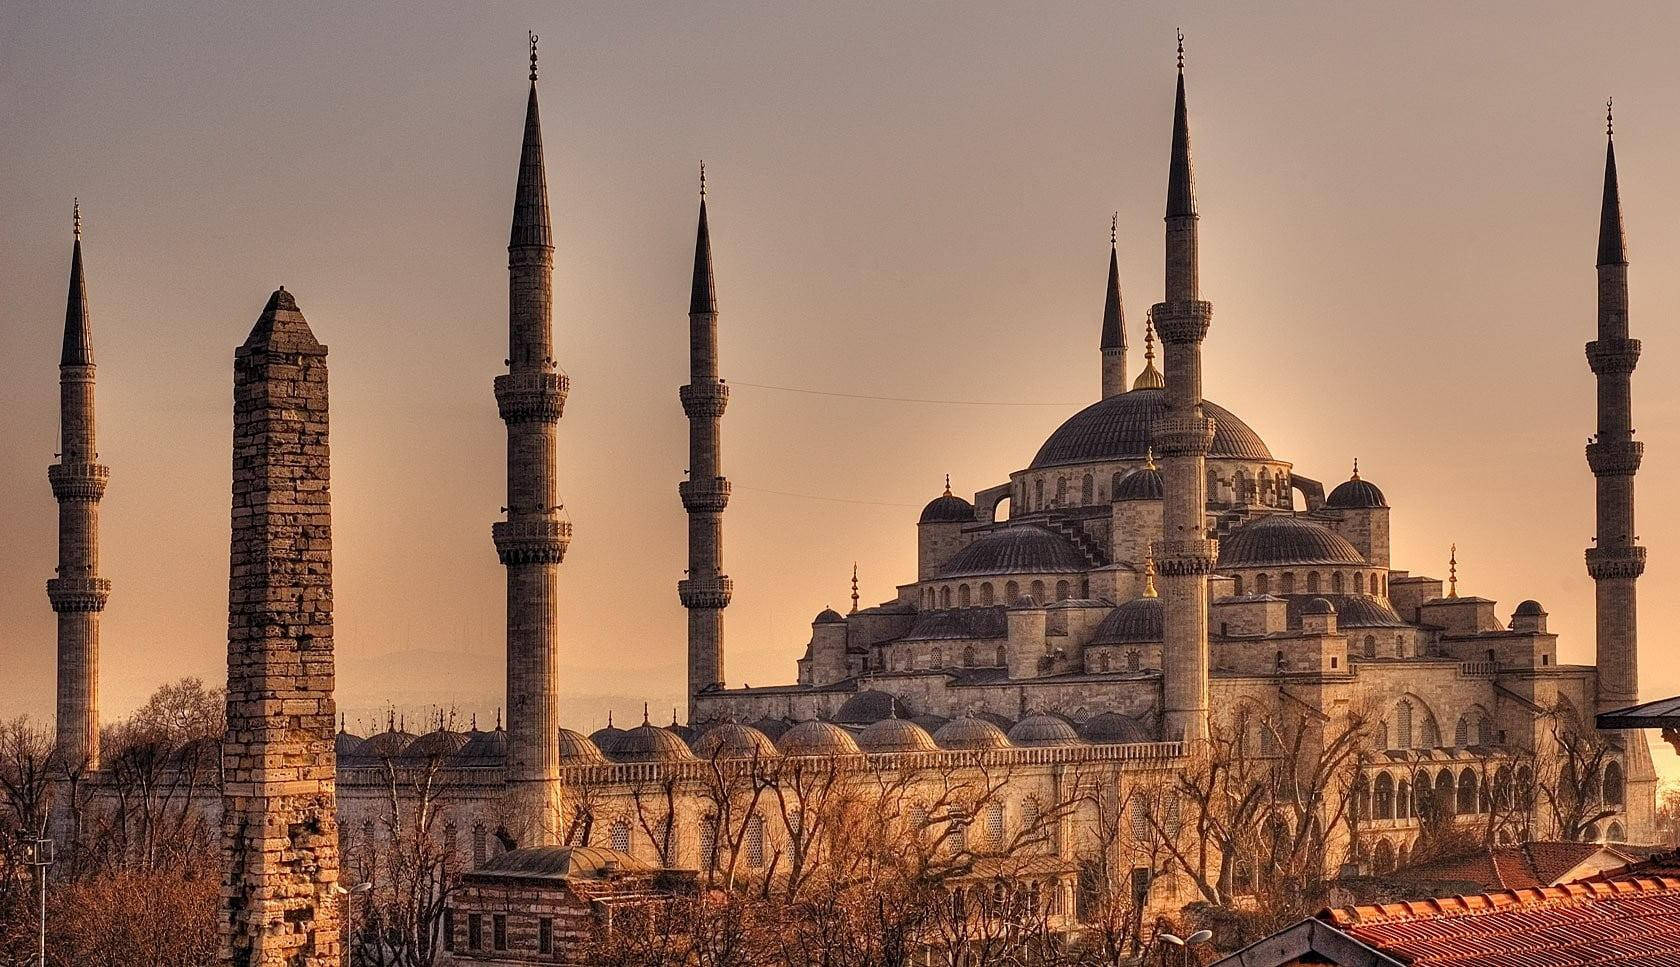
left=40, top=33, right=1657, bottom=961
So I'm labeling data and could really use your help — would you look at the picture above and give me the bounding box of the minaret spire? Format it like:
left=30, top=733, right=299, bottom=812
left=493, top=35, right=571, bottom=847
left=1150, top=32, right=1218, bottom=743
left=48, top=199, right=109, bottom=772
left=1100, top=212, right=1128, bottom=397
left=679, top=163, right=733, bottom=718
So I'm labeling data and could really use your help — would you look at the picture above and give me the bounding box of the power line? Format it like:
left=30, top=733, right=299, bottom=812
left=729, top=380, right=1082, bottom=407
left=733, top=484, right=919, bottom=508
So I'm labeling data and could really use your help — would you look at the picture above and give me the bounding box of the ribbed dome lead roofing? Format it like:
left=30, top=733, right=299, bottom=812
left=1030, top=388, right=1271, bottom=470
left=1091, top=596, right=1165, bottom=644
left=1218, top=514, right=1366, bottom=568
left=937, top=526, right=1088, bottom=578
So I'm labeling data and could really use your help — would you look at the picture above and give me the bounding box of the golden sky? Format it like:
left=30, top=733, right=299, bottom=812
left=2, top=2, right=1677, bottom=772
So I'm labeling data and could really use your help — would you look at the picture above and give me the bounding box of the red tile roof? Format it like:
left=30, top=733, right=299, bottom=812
left=1397, top=842, right=1643, bottom=892
left=1322, top=876, right=1680, bottom=966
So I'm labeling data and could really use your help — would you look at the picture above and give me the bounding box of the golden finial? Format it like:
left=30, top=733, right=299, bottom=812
left=1607, top=97, right=1614, bottom=138
left=72, top=198, right=81, bottom=240
left=642, top=702, right=651, bottom=726
left=528, top=31, right=539, bottom=82
left=1176, top=29, right=1185, bottom=71
left=943, top=474, right=952, bottom=496
left=1110, top=212, right=1118, bottom=247
left=1448, top=544, right=1458, bottom=599
left=700, top=160, right=707, bottom=199
left=1132, top=311, right=1165, bottom=390
left=1145, top=446, right=1156, bottom=471
left=1351, top=457, right=1360, bottom=481
left=851, top=563, right=860, bottom=614
left=1143, top=545, right=1158, bottom=598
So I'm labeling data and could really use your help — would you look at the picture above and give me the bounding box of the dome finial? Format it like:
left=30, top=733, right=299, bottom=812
left=943, top=473, right=951, bottom=496
left=1145, top=446, right=1156, bottom=471
left=643, top=702, right=651, bottom=726
left=72, top=197, right=82, bottom=240
left=1110, top=211, right=1118, bottom=248
left=606, top=709, right=613, bottom=728
left=851, top=562, right=860, bottom=614
left=1607, top=97, right=1614, bottom=138
left=671, top=707, right=680, bottom=727
left=1143, top=544, right=1158, bottom=598
left=699, top=159, right=707, bottom=199
left=1131, top=310, right=1165, bottom=389
left=1176, top=28, right=1185, bottom=72
left=1448, top=544, right=1458, bottom=599
left=1351, top=457, right=1360, bottom=481
left=471, top=711, right=478, bottom=730
left=528, top=31, right=539, bottom=82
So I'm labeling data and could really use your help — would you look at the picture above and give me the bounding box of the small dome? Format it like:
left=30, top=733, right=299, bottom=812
left=1303, top=597, right=1337, bottom=615
left=335, top=731, right=365, bottom=759
left=1011, top=594, right=1040, bottom=609
left=779, top=720, right=862, bottom=757
left=938, top=525, right=1089, bottom=579
left=836, top=690, right=914, bottom=725
left=692, top=722, right=780, bottom=759
left=813, top=608, right=847, bottom=625
left=404, top=729, right=470, bottom=759
left=1091, top=596, right=1164, bottom=644
left=360, top=728, right=416, bottom=760
left=1219, top=515, right=1366, bottom=568
left=1299, top=594, right=1405, bottom=628
left=934, top=716, right=1011, bottom=751
left=750, top=716, right=793, bottom=740
left=920, top=490, right=975, bottom=524
left=1114, top=467, right=1165, bottom=502
left=1007, top=714, right=1084, bottom=747
left=858, top=717, right=938, bottom=753
left=1079, top=712, right=1152, bottom=744
left=458, top=728, right=508, bottom=761
left=557, top=728, right=607, bottom=764
left=607, top=722, right=696, bottom=763
left=1514, top=599, right=1546, bottom=616
left=1326, top=468, right=1388, bottom=509
left=589, top=723, right=627, bottom=748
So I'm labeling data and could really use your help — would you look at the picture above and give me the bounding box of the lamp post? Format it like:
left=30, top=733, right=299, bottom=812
left=22, top=838, right=54, bottom=967
left=333, top=881, right=373, bottom=967
left=1157, top=929, right=1213, bottom=967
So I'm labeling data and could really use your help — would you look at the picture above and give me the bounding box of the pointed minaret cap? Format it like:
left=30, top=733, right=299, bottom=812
left=1166, top=30, right=1198, bottom=219
left=1598, top=98, right=1627, bottom=267
left=690, top=162, right=718, bottom=314
left=510, top=32, right=552, bottom=250
left=62, top=198, right=94, bottom=366
left=242, top=286, right=323, bottom=354
left=1100, top=213, right=1125, bottom=351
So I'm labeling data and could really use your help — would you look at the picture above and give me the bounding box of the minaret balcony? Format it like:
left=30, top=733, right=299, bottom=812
left=1586, top=439, right=1643, bottom=476
left=1586, top=545, right=1646, bottom=580
left=1586, top=338, right=1641, bottom=375
left=492, top=518, right=572, bottom=566
left=494, top=372, right=569, bottom=423
left=1156, top=538, right=1219, bottom=575
left=46, top=576, right=111, bottom=613
left=679, top=477, right=731, bottom=512
left=1149, top=301, right=1214, bottom=344
left=1151, top=414, right=1217, bottom=457
left=679, top=381, right=730, bottom=419
left=678, top=575, right=734, bottom=609
left=47, top=462, right=110, bottom=501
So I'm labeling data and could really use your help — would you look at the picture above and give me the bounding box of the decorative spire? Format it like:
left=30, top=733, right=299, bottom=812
left=671, top=707, right=680, bottom=727
left=1351, top=458, right=1360, bottom=481
left=496, top=707, right=503, bottom=729
left=73, top=198, right=82, bottom=240
left=850, top=562, right=860, bottom=614
left=529, top=30, right=539, bottom=83
left=690, top=163, right=718, bottom=314
left=1131, top=311, right=1164, bottom=389
left=943, top=474, right=952, bottom=496
left=1145, top=446, right=1157, bottom=471
left=1143, top=545, right=1158, bottom=598
left=510, top=36, right=552, bottom=249
left=1598, top=98, right=1627, bottom=267
left=642, top=702, right=651, bottom=726
left=1166, top=30, right=1197, bottom=219
left=1101, top=213, right=1126, bottom=352
left=61, top=200, right=94, bottom=367
left=606, top=710, right=613, bottom=729
left=1448, top=544, right=1458, bottom=598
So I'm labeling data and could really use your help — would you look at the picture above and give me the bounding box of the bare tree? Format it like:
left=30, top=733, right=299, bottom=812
left=352, top=743, right=458, bottom=967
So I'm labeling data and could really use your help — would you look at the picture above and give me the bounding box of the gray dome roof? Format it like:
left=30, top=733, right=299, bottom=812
left=1303, top=597, right=1336, bottom=615
left=1007, top=714, right=1084, bottom=747
left=335, top=731, right=365, bottom=759
left=1079, top=712, right=1152, bottom=744
left=1030, top=388, right=1272, bottom=470
left=900, top=608, right=1008, bottom=642
left=858, top=717, right=938, bottom=753
left=558, top=728, right=607, bottom=764
left=1291, top=594, right=1405, bottom=628
left=934, top=716, right=1011, bottom=751
left=835, top=690, right=914, bottom=725
left=1092, top=596, right=1164, bottom=644
left=938, top=525, right=1088, bottom=578
left=606, top=722, right=696, bottom=763
left=920, top=492, right=975, bottom=524
left=1514, top=599, right=1546, bottom=616
left=1114, top=466, right=1165, bottom=501
left=1326, top=475, right=1388, bottom=510
left=692, top=722, right=780, bottom=759
left=360, top=729, right=415, bottom=760
left=813, top=608, right=847, bottom=625
left=779, top=720, right=862, bottom=757
left=1218, top=515, right=1366, bottom=568
left=458, top=728, right=507, bottom=760
left=404, top=729, right=469, bottom=759
left=589, top=724, right=627, bottom=748
left=750, top=716, right=794, bottom=740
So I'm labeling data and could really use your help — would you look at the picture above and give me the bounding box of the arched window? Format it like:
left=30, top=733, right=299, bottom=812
left=1280, top=572, right=1296, bottom=594
left=745, top=815, right=766, bottom=868
left=1373, top=839, right=1396, bottom=874
left=1354, top=572, right=1365, bottom=593
left=1081, top=474, right=1094, bottom=505
left=1374, top=773, right=1395, bottom=819
left=1455, top=716, right=1469, bottom=748
left=1207, top=468, right=1221, bottom=501
left=1397, top=779, right=1411, bottom=819
left=1259, top=468, right=1274, bottom=506
left=1111, top=471, right=1125, bottom=497
left=1127, top=651, right=1140, bottom=672
left=1099, top=653, right=1111, bottom=672
left=1364, top=635, right=1376, bottom=658
left=610, top=819, right=631, bottom=853
left=1055, top=580, right=1070, bottom=601
left=472, top=823, right=487, bottom=865
left=1056, top=477, right=1068, bottom=504
left=940, top=586, right=952, bottom=608
left=1604, top=761, right=1625, bottom=806
left=1307, top=572, right=1321, bottom=593
left=1256, top=573, right=1270, bottom=594
left=1608, top=821, right=1624, bottom=843
left=931, top=647, right=943, bottom=666
left=995, top=644, right=1006, bottom=666
left=1435, top=771, right=1456, bottom=817
left=958, top=584, right=971, bottom=607
left=1035, top=479, right=1044, bottom=509
left=1235, top=470, right=1251, bottom=502
left=1491, top=766, right=1513, bottom=808
left=698, top=818, right=717, bottom=869
left=979, top=582, right=994, bottom=606
left=1395, top=634, right=1406, bottom=658
left=1030, top=580, right=1046, bottom=600
left=443, top=822, right=458, bottom=869
left=1421, top=715, right=1441, bottom=748
left=963, top=645, right=976, bottom=667
left=1396, top=701, right=1413, bottom=749
left=985, top=803, right=1006, bottom=847
left=1232, top=575, right=1244, bottom=595
left=1005, top=580, right=1020, bottom=601
left=1457, top=769, right=1478, bottom=814
left=1331, top=572, right=1343, bottom=593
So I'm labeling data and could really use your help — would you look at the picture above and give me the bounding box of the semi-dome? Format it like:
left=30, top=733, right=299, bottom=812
left=937, top=525, right=1088, bottom=578
left=920, top=489, right=975, bottom=524
left=1030, top=388, right=1272, bottom=470
left=813, top=608, right=847, bottom=625
left=458, top=728, right=507, bottom=761
left=778, top=720, right=862, bottom=757
left=934, top=716, right=1011, bottom=751
left=607, top=722, right=696, bottom=763
left=1514, top=599, right=1546, bottom=616
left=1079, top=712, right=1152, bottom=744
left=836, top=690, right=914, bottom=725
left=692, top=722, right=780, bottom=759
left=1007, top=714, right=1084, bottom=747
left=1091, top=596, right=1164, bottom=644
left=1114, top=466, right=1165, bottom=501
left=1218, top=514, right=1366, bottom=568
left=557, top=727, right=607, bottom=764
left=1326, top=468, right=1388, bottom=509
left=1303, top=597, right=1336, bottom=615
left=1330, top=594, right=1406, bottom=628
left=405, top=729, right=470, bottom=759
left=858, top=717, right=939, bottom=753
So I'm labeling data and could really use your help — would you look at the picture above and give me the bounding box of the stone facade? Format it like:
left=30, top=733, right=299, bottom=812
left=220, top=288, right=341, bottom=966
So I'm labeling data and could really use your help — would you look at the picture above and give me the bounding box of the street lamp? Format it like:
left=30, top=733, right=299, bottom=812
left=22, top=838, right=54, bottom=967
left=1157, top=929, right=1213, bottom=967
left=333, top=881, right=373, bottom=967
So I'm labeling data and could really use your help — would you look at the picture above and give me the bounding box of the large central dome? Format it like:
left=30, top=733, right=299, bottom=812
left=1029, top=388, right=1272, bottom=470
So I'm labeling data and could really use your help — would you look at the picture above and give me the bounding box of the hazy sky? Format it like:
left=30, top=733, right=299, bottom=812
left=3, top=3, right=1677, bottom=770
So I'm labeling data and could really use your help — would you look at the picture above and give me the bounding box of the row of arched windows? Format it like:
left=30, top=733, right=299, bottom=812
left=1093, top=650, right=1143, bottom=673
left=923, top=577, right=1088, bottom=610
left=889, top=642, right=1009, bottom=672
left=1231, top=570, right=1387, bottom=597
left=1358, top=760, right=1626, bottom=823
left=1017, top=465, right=1292, bottom=512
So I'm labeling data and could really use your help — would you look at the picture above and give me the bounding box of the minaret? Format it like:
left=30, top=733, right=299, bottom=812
left=492, top=33, right=570, bottom=845
left=679, top=164, right=732, bottom=718
left=1101, top=213, right=1128, bottom=397
left=1585, top=101, right=1645, bottom=715
left=48, top=200, right=109, bottom=773
left=1150, top=35, right=1217, bottom=743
